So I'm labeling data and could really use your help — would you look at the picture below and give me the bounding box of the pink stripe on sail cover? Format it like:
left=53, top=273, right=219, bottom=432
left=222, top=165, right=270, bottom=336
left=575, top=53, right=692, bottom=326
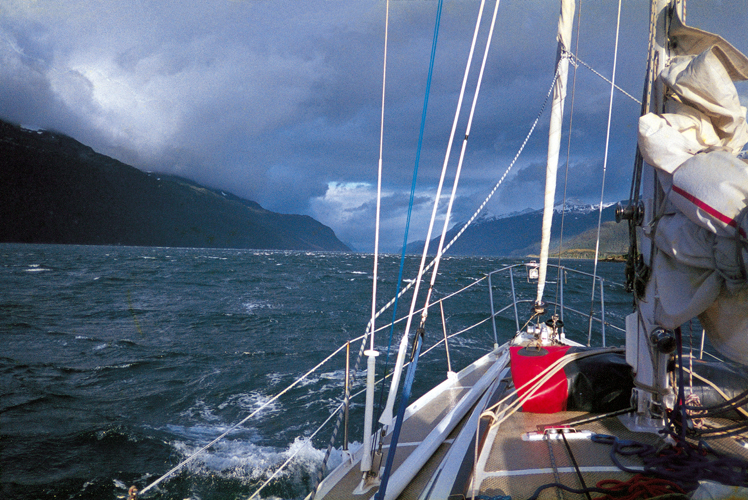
left=672, top=184, right=747, bottom=238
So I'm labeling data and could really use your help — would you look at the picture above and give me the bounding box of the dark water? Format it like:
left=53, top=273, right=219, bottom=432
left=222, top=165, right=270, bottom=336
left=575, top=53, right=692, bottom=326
left=1, top=244, right=632, bottom=499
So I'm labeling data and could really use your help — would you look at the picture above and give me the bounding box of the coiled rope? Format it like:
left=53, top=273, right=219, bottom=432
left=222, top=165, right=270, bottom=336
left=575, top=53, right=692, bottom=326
left=526, top=473, right=686, bottom=500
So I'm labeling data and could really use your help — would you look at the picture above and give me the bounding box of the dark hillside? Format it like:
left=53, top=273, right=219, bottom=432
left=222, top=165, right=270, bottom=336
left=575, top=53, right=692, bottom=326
left=0, top=119, right=349, bottom=251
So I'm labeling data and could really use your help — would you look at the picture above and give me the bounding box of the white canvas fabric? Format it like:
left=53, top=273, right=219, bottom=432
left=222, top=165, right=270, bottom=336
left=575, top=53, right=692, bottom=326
left=536, top=0, right=575, bottom=305
left=637, top=20, right=748, bottom=363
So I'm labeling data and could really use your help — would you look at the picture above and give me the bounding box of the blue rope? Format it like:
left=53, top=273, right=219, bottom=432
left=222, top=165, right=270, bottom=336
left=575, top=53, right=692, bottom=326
left=376, top=0, right=444, bottom=418
left=375, top=330, right=424, bottom=500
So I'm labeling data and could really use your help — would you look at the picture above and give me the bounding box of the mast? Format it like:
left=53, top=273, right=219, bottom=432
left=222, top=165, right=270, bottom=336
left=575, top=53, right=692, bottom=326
left=626, top=0, right=684, bottom=423
left=535, top=0, right=575, bottom=309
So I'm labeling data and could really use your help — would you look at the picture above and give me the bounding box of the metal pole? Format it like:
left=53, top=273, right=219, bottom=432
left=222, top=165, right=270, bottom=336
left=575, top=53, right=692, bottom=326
left=560, top=268, right=565, bottom=323
left=509, top=267, right=520, bottom=334
left=439, top=301, right=452, bottom=373
left=599, top=278, right=606, bottom=347
left=488, top=273, right=499, bottom=344
left=344, top=341, right=350, bottom=451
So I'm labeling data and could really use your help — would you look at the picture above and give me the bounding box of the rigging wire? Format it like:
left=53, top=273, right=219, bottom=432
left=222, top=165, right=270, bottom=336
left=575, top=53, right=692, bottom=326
left=422, top=0, right=503, bottom=326
left=568, top=52, right=641, bottom=105
left=369, top=0, right=389, bottom=353
left=435, top=70, right=559, bottom=262
left=360, top=0, right=390, bottom=476
left=248, top=401, right=343, bottom=500
left=332, top=71, right=560, bottom=366
left=378, top=0, right=488, bottom=429
left=587, top=0, right=622, bottom=345
left=376, top=0, right=445, bottom=423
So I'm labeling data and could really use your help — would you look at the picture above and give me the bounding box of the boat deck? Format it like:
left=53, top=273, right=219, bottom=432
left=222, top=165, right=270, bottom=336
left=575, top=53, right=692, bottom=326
left=471, top=410, right=665, bottom=500
left=314, top=346, right=748, bottom=500
left=314, top=351, right=504, bottom=500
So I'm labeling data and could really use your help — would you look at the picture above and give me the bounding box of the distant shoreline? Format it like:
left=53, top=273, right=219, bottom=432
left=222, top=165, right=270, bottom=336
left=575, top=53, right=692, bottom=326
left=527, top=252, right=627, bottom=262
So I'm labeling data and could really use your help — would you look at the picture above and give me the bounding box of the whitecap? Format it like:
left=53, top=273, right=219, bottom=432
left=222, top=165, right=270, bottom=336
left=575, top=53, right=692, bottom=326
left=217, top=391, right=281, bottom=417
left=112, top=479, right=129, bottom=490
left=171, top=434, right=327, bottom=488
left=26, top=264, right=50, bottom=272
left=243, top=300, right=272, bottom=313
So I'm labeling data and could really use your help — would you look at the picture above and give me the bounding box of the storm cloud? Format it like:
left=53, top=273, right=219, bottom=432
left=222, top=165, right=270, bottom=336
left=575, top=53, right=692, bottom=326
left=1, top=0, right=746, bottom=251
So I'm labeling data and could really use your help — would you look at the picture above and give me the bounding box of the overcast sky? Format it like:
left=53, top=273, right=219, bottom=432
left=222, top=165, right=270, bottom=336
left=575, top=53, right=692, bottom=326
left=1, top=0, right=747, bottom=251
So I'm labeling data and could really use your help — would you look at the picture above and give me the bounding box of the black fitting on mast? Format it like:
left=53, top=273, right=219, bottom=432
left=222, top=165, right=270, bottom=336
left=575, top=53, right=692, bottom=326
left=533, top=301, right=546, bottom=316
left=615, top=200, right=645, bottom=226
left=410, top=327, right=425, bottom=361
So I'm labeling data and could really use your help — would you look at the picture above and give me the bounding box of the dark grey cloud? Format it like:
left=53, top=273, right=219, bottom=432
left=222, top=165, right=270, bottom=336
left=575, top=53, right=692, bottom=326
left=1, top=0, right=746, bottom=251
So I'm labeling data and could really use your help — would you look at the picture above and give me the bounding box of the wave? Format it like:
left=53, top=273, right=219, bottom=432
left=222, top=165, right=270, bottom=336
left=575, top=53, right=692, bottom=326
left=171, top=430, right=326, bottom=488
left=25, top=264, right=51, bottom=272
left=243, top=300, right=274, bottom=313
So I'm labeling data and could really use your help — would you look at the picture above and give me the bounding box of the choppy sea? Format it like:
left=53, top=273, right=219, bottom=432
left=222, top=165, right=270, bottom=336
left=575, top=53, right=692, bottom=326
left=1, top=244, right=636, bottom=499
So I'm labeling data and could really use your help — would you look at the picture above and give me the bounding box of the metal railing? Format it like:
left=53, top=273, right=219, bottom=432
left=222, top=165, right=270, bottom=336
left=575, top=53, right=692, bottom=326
left=484, top=262, right=625, bottom=348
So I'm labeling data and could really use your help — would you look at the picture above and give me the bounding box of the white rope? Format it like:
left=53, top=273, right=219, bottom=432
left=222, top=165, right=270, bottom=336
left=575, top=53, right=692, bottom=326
left=370, top=0, right=388, bottom=353
left=360, top=0, right=389, bottom=474
left=568, top=52, right=641, bottom=105
left=379, top=0, right=488, bottom=428
left=138, top=340, right=352, bottom=496
left=424, top=0, right=503, bottom=325
left=437, top=72, right=558, bottom=261
left=587, top=0, right=622, bottom=345
left=358, top=67, right=558, bottom=343
left=249, top=288, right=501, bottom=499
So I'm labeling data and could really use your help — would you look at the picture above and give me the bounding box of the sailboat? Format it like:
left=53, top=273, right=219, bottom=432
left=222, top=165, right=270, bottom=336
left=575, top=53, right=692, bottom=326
left=132, top=0, right=748, bottom=499
left=306, top=1, right=748, bottom=499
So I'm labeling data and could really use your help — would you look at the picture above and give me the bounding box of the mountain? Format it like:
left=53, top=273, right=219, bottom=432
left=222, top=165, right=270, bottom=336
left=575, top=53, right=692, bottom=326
left=0, top=119, right=349, bottom=251
left=406, top=202, right=628, bottom=257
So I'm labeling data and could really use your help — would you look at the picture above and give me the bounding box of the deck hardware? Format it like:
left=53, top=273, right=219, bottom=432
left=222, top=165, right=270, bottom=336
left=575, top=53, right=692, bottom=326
left=522, top=427, right=593, bottom=441
left=615, top=200, right=644, bottom=225
left=533, top=301, right=547, bottom=315
left=650, top=328, right=676, bottom=354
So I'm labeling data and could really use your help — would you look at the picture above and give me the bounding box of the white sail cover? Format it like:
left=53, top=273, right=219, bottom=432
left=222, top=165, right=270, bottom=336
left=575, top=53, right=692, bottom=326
left=637, top=17, right=748, bottom=363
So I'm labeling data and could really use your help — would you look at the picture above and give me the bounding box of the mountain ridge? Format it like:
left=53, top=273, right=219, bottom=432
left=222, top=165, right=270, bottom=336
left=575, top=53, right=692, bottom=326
left=0, top=119, right=350, bottom=251
left=406, top=202, right=627, bottom=257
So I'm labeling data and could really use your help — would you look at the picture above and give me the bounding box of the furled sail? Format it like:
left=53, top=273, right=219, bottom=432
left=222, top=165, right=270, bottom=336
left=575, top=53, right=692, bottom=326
left=637, top=13, right=748, bottom=363
left=536, top=0, right=575, bottom=307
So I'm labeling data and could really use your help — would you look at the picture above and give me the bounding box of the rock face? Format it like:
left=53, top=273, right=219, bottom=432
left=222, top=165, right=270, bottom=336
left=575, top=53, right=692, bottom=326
left=0, top=120, right=349, bottom=251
